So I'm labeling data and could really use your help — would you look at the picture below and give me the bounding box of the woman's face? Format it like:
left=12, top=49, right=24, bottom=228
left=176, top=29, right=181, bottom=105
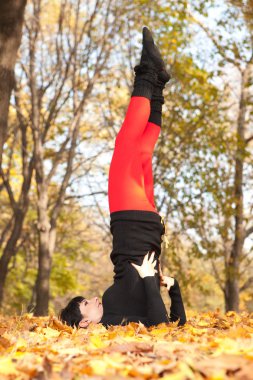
left=79, top=296, right=103, bottom=324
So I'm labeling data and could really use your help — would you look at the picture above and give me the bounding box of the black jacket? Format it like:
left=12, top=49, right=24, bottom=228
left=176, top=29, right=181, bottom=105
left=101, top=210, right=186, bottom=328
left=100, top=276, right=186, bottom=328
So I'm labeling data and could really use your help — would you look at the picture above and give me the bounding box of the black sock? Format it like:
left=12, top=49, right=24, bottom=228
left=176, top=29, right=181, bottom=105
left=148, top=80, right=165, bottom=126
left=131, top=64, right=158, bottom=100
left=148, top=70, right=170, bottom=126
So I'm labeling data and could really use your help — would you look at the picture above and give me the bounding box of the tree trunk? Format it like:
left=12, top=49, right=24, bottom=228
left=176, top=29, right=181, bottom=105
left=224, top=157, right=244, bottom=312
left=0, top=209, right=25, bottom=305
left=0, top=0, right=27, bottom=167
left=28, top=0, right=50, bottom=316
left=0, top=112, right=34, bottom=306
left=34, top=189, right=57, bottom=315
left=34, top=186, right=51, bottom=315
left=225, top=64, right=249, bottom=311
left=0, top=0, right=29, bottom=304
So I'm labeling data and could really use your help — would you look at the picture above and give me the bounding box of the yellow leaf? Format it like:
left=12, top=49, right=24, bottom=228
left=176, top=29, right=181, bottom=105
left=41, top=327, right=61, bottom=339
left=103, top=353, right=126, bottom=368
left=88, top=335, right=108, bottom=349
left=15, top=337, right=27, bottom=351
left=197, top=320, right=210, bottom=327
left=0, top=357, right=19, bottom=375
left=88, top=359, right=108, bottom=375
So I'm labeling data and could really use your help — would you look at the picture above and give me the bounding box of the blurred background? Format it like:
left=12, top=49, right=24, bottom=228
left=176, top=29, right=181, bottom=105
left=0, top=0, right=252, bottom=316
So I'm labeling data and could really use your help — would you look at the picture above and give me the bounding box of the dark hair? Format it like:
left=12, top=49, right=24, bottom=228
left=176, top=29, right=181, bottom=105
left=59, top=296, right=85, bottom=328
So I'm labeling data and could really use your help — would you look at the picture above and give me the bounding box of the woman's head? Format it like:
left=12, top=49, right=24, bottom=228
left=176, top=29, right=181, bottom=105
left=60, top=296, right=103, bottom=328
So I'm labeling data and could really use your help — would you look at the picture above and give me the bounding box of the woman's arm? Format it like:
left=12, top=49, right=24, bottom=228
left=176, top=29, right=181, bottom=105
left=159, top=264, right=187, bottom=326
left=101, top=253, right=186, bottom=328
left=142, top=275, right=170, bottom=326
left=168, top=278, right=186, bottom=325
left=100, top=277, right=169, bottom=328
left=131, top=252, right=170, bottom=326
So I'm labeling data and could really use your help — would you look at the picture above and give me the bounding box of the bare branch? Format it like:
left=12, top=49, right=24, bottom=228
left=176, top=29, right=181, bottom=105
left=245, top=135, right=253, bottom=144
left=211, top=260, right=225, bottom=293
left=65, top=191, right=107, bottom=200
left=86, top=175, right=110, bottom=232
left=189, top=13, right=242, bottom=70
left=245, top=225, right=253, bottom=239
left=46, top=135, right=71, bottom=184
left=0, top=168, right=17, bottom=210
left=0, top=217, right=13, bottom=247
left=240, top=276, right=253, bottom=291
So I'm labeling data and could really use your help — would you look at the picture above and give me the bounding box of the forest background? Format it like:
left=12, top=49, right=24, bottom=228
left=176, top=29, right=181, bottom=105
left=0, top=0, right=252, bottom=318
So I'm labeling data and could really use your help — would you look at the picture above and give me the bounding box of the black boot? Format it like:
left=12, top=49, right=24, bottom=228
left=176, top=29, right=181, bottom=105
left=142, top=26, right=166, bottom=72
left=131, top=27, right=163, bottom=100
left=141, top=26, right=171, bottom=126
left=131, top=27, right=170, bottom=102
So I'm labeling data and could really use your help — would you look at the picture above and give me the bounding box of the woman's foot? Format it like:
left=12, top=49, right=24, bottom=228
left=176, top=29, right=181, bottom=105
left=158, top=69, right=170, bottom=84
left=142, top=27, right=166, bottom=71
left=141, top=27, right=171, bottom=84
left=131, top=27, right=170, bottom=100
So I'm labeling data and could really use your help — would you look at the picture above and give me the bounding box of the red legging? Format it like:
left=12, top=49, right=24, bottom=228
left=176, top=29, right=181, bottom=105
left=108, top=96, right=160, bottom=213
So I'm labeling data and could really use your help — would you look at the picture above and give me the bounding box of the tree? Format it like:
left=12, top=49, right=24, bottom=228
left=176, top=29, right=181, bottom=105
left=147, top=0, right=253, bottom=312
left=0, top=0, right=27, bottom=168
left=0, top=0, right=30, bottom=306
left=20, top=0, right=122, bottom=315
left=0, top=0, right=125, bottom=313
left=0, top=78, right=34, bottom=307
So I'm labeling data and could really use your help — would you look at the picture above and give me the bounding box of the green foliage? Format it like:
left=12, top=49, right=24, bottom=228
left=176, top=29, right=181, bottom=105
left=50, top=253, right=80, bottom=297
left=4, top=254, right=37, bottom=315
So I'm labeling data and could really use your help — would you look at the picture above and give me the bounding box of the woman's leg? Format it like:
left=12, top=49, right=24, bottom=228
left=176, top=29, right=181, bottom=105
left=108, top=96, right=157, bottom=213
left=108, top=27, right=170, bottom=214
left=140, top=67, right=169, bottom=209
left=140, top=121, right=160, bottom=209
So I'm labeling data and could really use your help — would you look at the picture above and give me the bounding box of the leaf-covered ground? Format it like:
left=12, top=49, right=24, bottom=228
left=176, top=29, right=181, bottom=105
left=0, top=310, right=253, bottom=380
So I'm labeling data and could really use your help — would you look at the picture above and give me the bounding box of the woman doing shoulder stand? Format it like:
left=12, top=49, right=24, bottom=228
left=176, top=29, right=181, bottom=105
left=60, top=27, right=187, bottom=329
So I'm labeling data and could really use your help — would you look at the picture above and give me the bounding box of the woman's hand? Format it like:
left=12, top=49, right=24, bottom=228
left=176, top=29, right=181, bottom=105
left=131, top=251, right=157, bottom=279
left=158, top=263, right=175, bottom=290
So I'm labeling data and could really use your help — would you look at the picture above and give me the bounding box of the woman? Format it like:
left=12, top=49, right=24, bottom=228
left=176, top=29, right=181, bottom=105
left=60, top=27, right=186, bottom=329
